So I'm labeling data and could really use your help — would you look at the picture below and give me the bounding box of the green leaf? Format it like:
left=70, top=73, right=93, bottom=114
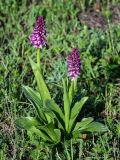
left=69, top=78, right=77, bottom=104
left=54, top=129, right=61, bottom=143
left=15, top=117, right=39, bottom=130
left=69, top=97, right=88, bottom=132
left=71, top=97, right=88, bottom=120
left=63, top=78, right=70, bottom=132
left=45, top=99, right=65, bottom=130
left=38, top=123, right=61, bottom=143
left=73, top=117, right=94, bottom=131
left=72, top=121, right=107, bottom=138
left=29, top=58, right=51, bottom=123
left=15, top=117, right=53, bottom=142
left=72, top=130, right=83, bottom=139
left=23, top=85, right=46, bottom=122
left=69, top=80, right=74, bottom=104
left=83, top=122, right=107, bottom=132
left=30, top=126, right=53, bottom=142
left=45, top=99, right=65, bottom=121
left=29, top=58, right=51, bottom=101
left=23, top=85, right=41, bottom=103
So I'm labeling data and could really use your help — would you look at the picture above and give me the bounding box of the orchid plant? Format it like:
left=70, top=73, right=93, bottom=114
left=15, top=16, right=107, bottom=146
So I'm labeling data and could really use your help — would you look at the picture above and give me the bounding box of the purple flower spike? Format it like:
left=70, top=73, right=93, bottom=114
left=30, top=16, right=46, bottom=48
left=67, top=48, right=81, bottom=80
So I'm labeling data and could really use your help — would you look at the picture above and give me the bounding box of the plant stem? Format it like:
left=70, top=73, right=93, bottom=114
left=69, top=80, right=74, bottom=104
left=37, top=48, right=40, bottom=69
left=73, top=78, right=77, bottom=93
left=52, top=146, right=56, bottom=160
left=71, top=139, right=73, bottom=160
left=79, top=139, right=83, bottom=160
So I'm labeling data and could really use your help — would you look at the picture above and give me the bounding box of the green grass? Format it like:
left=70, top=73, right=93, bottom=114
left=0, top=0, right=120, bottom=159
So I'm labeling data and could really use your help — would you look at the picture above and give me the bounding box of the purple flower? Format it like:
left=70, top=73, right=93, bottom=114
left=67, top=48, right=81, bottom=80
left=30, top=16, right=46, bottom=48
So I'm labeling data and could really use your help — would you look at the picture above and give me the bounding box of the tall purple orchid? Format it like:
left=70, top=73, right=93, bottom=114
left=67, top=48, right=81, bottom=80
left=30, top=16, right=46, bottom=49
left=30, top=16, right=47, bottom=68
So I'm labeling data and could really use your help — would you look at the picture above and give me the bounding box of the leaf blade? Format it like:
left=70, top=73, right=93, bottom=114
left=45, top=99, right=65, bottom=130
left=69, top=97, right=88, bottom=133
left=71, top=97, right=88, bottom=120
left=63, top=78, right=70, bottom=132
left=15, top=117, right=39, bottom=130
left=29, top=58, right=51, bottom=101
left=23, top=85, right=46, bottom=122
left=83, top=122, right=107, bottom=132
left=73, top=117, right=94, bottom=131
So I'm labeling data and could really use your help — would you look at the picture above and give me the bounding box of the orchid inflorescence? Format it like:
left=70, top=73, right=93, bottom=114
left=30, top=16, right=46, bottom=49
left=67, top=48, right=81, bottom=80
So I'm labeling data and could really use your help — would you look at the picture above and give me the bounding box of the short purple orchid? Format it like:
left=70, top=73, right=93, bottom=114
left=67, top=48, right=81, bottom=80
left=30, top=16, right=46, bottom=48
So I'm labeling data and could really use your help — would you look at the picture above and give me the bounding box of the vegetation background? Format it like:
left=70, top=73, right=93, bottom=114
left=0, top=0, right=120, bottom=159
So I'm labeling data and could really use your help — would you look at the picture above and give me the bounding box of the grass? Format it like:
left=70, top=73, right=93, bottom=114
left=0, top=0, right=120, bottom=159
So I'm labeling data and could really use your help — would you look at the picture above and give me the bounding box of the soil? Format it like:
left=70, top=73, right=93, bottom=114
left=79, top=3, right=120, bottom=29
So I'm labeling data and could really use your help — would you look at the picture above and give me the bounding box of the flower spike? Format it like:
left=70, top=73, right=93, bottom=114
left=67, top=48, right=81, bottom=80
left=30, top=16, right=46, bottom=48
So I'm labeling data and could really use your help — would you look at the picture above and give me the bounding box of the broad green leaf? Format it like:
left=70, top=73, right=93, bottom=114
left=73, top=117, right=94, bottom=131
left=45, top=99, right=65, bottom=130
left=29, top=58, right=51, bottom=123
left=83, top=122, right=107, bottom=132
left=29, top=58, right=51, bottom=101
left=15, top=117, right=39, bottom=130
left=63, top=78, right=70, bottom=132
left=42, top=107, right=55, bottom=120
left=72, top=130, right=83, bottom=139
left=23, top=85, right=41, bottom=103
left=29, top=126, right=53, bottom=142
left=15, top=117, right=53, bottom=142
left=38, top=123, right=60, bottom=142
left=54, top=129, right=61, bottom=143
left=23, top=85, right=46, bottom=122
left=45, top=99, right=65, bottom=121
left=70, top=97, right=88, bottom=120
left=69, top=97, right=88, bottom=133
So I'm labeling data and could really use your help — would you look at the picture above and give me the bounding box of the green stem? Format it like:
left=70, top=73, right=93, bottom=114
left=37, top=48, right=40, bottom=69
left=73, top=78, right=77, bottom=93
left=52, top=146, right=56, bottom=160
left=71, top=139, right=73, bottom=160
left=69, top=80, right=74, bottom=104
